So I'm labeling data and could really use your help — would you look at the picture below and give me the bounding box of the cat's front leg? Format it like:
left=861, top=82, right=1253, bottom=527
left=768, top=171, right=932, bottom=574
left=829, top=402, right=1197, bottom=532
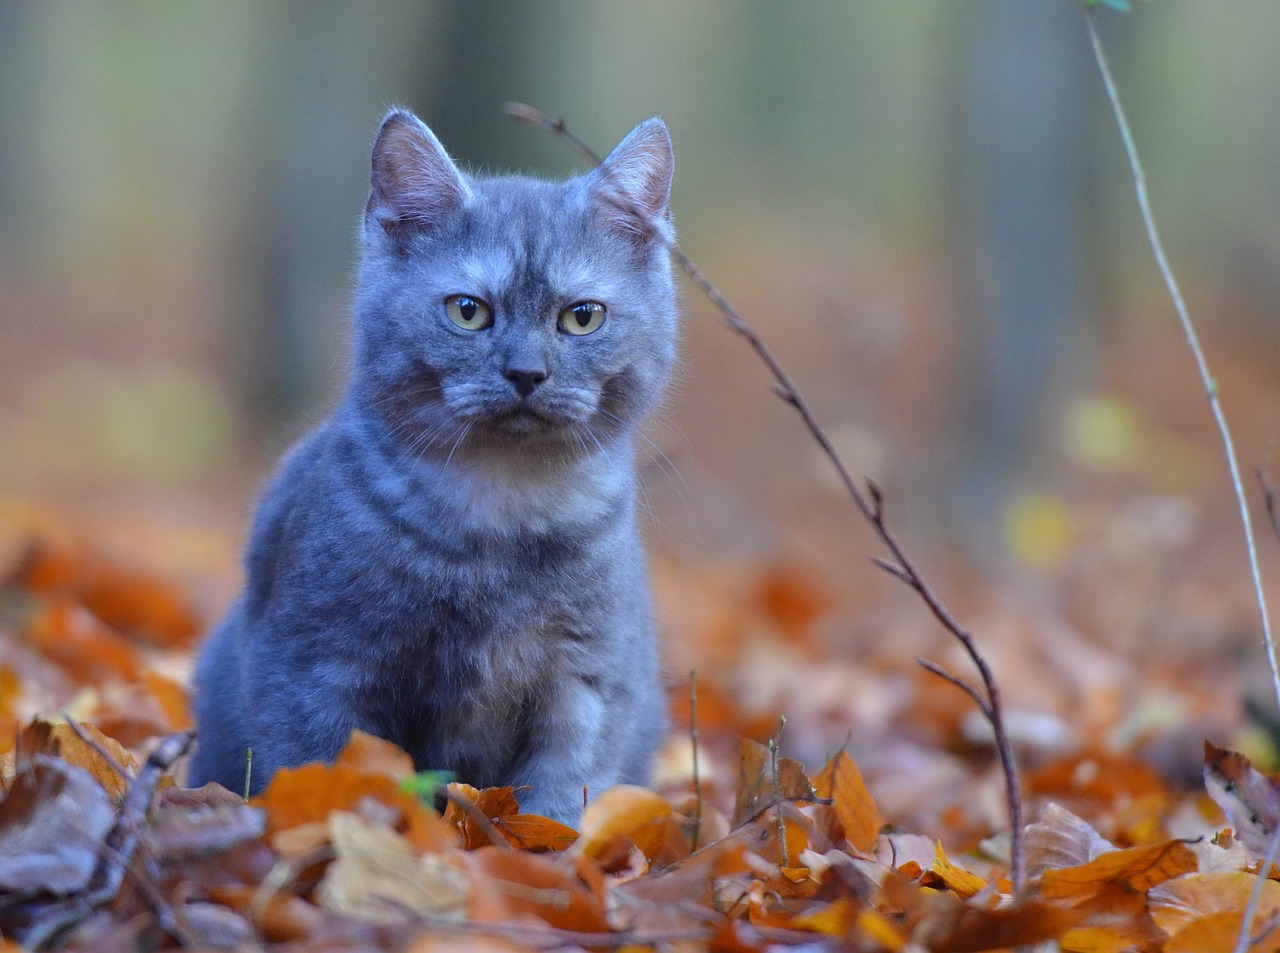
left=509, top=678, right=621, bottom=824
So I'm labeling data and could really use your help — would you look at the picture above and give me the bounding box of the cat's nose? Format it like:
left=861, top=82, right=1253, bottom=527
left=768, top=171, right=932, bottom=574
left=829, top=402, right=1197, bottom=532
left=505, top=367, right=548, bottom=398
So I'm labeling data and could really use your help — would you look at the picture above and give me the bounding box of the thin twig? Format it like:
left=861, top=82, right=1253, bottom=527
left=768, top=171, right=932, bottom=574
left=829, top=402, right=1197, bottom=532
left=441, top=789, right=512, bottom=851
left=1236, top=820, right=1280, bottom=953
left=21, top=730, right=195, bottom=948
left=507, top=100, right=1027, bottom=897
left=1087, top=12, right=1280, bottom=716
left=916, top=659, right=993, bottom=719
left=1256, top=466, right=1280, bottom=544
left=768, top=717, right=789, bottom=868
left=60, top=711, right=131, bottom=782
left=689, top=670, right=704, bottom=851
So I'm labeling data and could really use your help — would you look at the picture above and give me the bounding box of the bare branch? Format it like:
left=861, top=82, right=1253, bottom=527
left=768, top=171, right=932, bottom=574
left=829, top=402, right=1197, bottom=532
left=917, top=658, right=993, bottom=720
left=1088, top=12, right=1280, bottom=715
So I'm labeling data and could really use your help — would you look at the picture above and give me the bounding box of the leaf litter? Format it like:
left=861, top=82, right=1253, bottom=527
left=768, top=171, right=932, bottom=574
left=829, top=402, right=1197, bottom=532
left=0, top=520, right=1274, bottom=951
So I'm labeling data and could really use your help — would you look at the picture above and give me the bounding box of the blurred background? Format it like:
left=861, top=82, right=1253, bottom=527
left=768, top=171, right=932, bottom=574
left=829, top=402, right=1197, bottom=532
left=5, top=2, right=1280, bottom=752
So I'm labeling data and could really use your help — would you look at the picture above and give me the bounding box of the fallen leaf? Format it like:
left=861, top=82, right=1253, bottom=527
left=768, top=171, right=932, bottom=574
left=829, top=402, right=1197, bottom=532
left=1204, top=741, right=1280, bottom=857
left=1149, top=871, right=1280, bottom=937
left=12, top=539, right=202, bottom=649
left=812, top=747, right=882, bottom=852
left=315, top=810, right=468, bottom=923
left=1039, top=839, right=1198, bottom=899
left=931, top=842, right=986, bottom=899
left=334, top=728, right=415, bottom=779
left=144, top=783, right=266, bottom=861
left=461, top=845, right=612, bottom=933
left=574, top=785, right=672, bottom=861
left=1025, top=801, right=1115, bottom=879
left=17, top=719, right=137, bottom=799
left=0, top=755, right=113, bottom=894
left=731, top=736, right=814, bottom=828
left=23, top=599, right=143, bottom=686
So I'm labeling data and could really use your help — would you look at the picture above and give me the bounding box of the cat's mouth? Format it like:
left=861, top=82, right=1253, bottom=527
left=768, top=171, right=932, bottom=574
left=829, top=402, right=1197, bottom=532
left=484, top=403, right=563, bottom=435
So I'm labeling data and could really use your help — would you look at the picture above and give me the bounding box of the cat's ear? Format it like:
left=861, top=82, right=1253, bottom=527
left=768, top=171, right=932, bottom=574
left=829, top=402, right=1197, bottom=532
left=366, top=108, right=470, bottom=238
left=588, top=118, right=674, bottom=242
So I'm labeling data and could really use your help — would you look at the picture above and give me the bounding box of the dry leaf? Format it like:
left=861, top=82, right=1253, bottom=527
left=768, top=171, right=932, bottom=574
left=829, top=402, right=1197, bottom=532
left=574, top=785, right=672, bottom=861
left=930, top=842, right=986, bottom=899
left=144, top=783, right=265, bottom=861
left=731, top=737, right=813, bottom=828
left=18, top=719, right=137, bottom=799
left=1149, top=871, right=1280, bottom=937
left=1025, top=801, right=1115, bottom=879
left=1039, top=840, right=1198, bottom=899
left=316, top=810, right=468, bottom=923
left=0, top=755, right=113, bottom=894
left=1204, top=741, right=1280, bottom=857
left=812, top=748, right=882, bottom=852
left=334, top=728, right=415, bottom=779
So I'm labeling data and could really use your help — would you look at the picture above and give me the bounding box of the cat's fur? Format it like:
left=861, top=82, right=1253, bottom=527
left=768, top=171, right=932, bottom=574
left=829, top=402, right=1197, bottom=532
left=188, top=108, right=676, bottom=822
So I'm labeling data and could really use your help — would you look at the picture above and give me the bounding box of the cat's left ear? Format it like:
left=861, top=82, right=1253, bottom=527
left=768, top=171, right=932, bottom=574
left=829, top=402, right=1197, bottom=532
left=588, top=118, right=674, bottom=242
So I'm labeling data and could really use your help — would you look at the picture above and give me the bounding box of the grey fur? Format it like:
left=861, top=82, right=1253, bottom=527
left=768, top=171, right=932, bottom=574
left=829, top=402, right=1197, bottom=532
left=188, top=108, right=676, bottom=822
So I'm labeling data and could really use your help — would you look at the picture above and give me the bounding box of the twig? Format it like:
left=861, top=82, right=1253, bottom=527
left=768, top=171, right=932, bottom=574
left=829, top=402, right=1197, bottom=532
left=1256, top=466, right=1280, bottom=544
left=1236, top=820, right=1280, bottom=953
left=689, top=670, right=704, bottom=851
left=916, top=658, right=993, bottom=719
left=21, top=730, right=195, bottom=948
left=243, top=747, right=253, bottom=801
left=1087, top=12, right=1280, bottom=716
left=60, top=711, right=131, bottom=782
left=768, top=717, right=789, bottom=868
left=441, top=789, right=511, bottom=851
left=506, top=100, right=1027, bottom=897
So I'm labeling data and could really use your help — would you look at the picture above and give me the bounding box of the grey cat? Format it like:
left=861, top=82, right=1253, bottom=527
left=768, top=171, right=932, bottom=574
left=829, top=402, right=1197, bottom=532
left=188, top=108, right=676, bottom=823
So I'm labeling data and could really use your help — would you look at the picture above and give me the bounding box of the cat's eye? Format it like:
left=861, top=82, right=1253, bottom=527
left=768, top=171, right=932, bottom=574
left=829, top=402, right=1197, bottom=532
left=444, top=294, right=493, bottom=331
left=558, top=301, right=606, bottom=336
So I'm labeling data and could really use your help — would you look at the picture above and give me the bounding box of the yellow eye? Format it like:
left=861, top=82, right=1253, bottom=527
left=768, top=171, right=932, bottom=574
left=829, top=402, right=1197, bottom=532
left=445, top=294, right=493, bottom=331
left=558, top=301, right=606, bottom=336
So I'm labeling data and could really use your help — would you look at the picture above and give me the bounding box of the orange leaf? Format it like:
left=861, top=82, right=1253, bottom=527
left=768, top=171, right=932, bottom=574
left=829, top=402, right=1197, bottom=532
left=1164, top=910, right=1280, bottom=953
left=253, top=761, right=454, bottom=852
left=1039, top=840, right=1198, bottom=899
left=25, top=599, right=143, bottom=686
left=334, top=729, right=414, bottom=779
left=13, top=539, right=202, bottom=649
left=491, top=814, right=578, bottom=853
left=1149, top=871, right=1280, bottom=937
left=574, top=785, right=672, bottom=861
left=812, top=748, right=882, bottom=852
left=142, top=670, right=192, bottom=731
left=17, top=719, right=137, bottom=799
left=461, top=846, right=611, bottom=934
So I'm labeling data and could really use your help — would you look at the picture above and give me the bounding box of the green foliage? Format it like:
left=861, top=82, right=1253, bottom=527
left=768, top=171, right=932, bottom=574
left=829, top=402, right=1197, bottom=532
left=399, top=769, right=457, bottom=804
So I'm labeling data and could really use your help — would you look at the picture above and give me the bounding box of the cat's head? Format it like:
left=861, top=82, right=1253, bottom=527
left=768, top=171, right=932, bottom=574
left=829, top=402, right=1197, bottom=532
left=351, top=107, right=676, bottom=467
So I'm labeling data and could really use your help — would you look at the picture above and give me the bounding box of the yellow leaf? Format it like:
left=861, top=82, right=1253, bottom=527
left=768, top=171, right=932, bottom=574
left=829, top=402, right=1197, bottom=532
left=932, top=842, right=987, bottom=899
left=1040, top=840, right=1197, bottom=899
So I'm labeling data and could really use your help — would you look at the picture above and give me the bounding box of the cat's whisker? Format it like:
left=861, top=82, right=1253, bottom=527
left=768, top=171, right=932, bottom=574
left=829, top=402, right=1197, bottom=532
left=442, top=421, right=474, bottom=471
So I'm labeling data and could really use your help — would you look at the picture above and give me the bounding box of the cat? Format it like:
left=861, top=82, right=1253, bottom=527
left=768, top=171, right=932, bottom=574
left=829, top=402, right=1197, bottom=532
left=188, top=107, right=677, bottom=823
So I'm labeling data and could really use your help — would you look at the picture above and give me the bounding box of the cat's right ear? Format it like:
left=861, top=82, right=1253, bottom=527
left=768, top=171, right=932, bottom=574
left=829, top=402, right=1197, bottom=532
left=366, top=109, right=470, bottom=240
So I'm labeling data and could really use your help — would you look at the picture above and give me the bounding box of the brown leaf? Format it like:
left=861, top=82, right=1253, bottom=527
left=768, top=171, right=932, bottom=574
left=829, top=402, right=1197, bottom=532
left=812, top=748, right=883, bottom=852
left=1204, top=740, right=1280, bottom=858
left=253, top=761, right=450, bottom=848
left=0, top=755, right=113, bottom=893
left=731, top=736, right=814, bottom=828
left=491, top=813, right=579, bottom=853
left=17, top=719, right=137, bottom=800
left=144, top=783, right=266, bottom=861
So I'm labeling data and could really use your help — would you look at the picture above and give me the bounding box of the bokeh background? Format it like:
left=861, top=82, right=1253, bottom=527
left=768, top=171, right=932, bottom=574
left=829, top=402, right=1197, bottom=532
left=5, top=2, right=1280, bottom=759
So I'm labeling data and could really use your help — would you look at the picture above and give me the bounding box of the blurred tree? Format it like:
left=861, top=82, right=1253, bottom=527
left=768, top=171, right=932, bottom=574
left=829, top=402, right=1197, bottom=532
left=945, top=0, right=1104, bottom=559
